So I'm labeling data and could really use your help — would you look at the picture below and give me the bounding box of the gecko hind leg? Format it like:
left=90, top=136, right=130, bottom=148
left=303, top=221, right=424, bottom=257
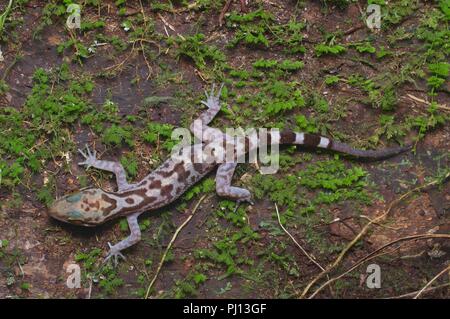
left=215, top=163, right=254, bottom=212
left=78, top=145, right=133, bottom=191
left=103, top=213, right=141, bottom=266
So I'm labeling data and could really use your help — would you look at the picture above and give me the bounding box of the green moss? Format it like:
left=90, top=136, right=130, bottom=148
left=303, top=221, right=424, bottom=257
left=141, top=122, right=175, bottom=151
left=171, top=33, right=226, bottom=74
left=120, top=153, right=139, bottom=178
left=0, top=67, right=94, bottom=189
left=315, top=43, right=346, bottom=56
left=102, top=124, right=134, bottom=147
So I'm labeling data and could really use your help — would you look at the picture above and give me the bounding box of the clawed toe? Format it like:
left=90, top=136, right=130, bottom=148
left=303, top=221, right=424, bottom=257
left=206, top=83, right=224, bottom=99
left=202, top=83, right=225, bottom=109
left=77, top=145, right=97, bottom=169
left=103, top=242, right=126, bottom=267
left=78, top=148, right=87, bottom=159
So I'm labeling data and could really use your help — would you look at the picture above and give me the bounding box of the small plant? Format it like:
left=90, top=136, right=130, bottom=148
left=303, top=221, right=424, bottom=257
left=324, top=75, right=340, bottom=85
left=315, top=33, right=347, bottom=57
left=427, top=62, right=449, bottom=94
left=295, top=114, right=319, bottom=133
left=102, top=124, right=134, bottom=147
left=172, top=33, right=225, bottom=72
left=349, top=42, right=376, bottom=54
left=315, top=43, right=346, bottom=56
left=75, top=248, right=102, bottom=271
left=263, top=81, right=305, bottom=115
left=120, top=153, right=139, bottom=178
left=141, top=122, right=175, bottom=151
left=227, top=9, right=273, bottom=47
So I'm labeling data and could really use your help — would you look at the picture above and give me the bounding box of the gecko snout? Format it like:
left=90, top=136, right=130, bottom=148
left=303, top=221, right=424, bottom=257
left=48, top=188, right=108, bottom=227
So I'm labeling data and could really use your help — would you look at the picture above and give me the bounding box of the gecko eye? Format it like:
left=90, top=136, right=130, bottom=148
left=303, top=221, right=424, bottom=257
left=47, top=188, right=107, bottom=227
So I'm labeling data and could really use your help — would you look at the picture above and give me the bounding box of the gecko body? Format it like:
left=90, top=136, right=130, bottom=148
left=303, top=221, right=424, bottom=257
left=48, top=85, right=410, bottom=263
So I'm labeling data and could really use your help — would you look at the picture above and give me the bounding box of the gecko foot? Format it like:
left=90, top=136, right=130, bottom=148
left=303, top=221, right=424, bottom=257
left=201, top=83, right=224, bottom=110
left=103, top=242, right=126, bottom=267
left=78, top=144, right=98, bottom=169
left=233, top=197, right=254, bottom=213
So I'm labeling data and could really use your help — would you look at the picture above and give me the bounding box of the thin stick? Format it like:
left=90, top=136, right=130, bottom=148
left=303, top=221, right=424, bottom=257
left=406, top=94, right=450, bottom=111
left=414, top=264, right=450, bottom=299
left=359, top=215, right=401, bottom=230
left=300, top=173, right=449, bottom=299
left=138, top=0, right=152, bottom=79
left=87, top=279, right=92, bottom=299
left=308, top=233, right=450, bottom=299
left=275, top=203, right=324, bottom=271
left=343, top=24, right=364, bottom=36
left=386, top=282, right=450, bottom=299
left=144, top=194, right=207, bottom=299
left=219, top=0, right=233, bottom=27
left=1, top=53, right=20, bottom=81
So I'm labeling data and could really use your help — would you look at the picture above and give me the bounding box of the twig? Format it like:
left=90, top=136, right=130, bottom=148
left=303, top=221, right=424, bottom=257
left=359, top=215, right=401, bottom=230
left=219, top=0, right=248, bottom=27
left=175, top=3, right=199, bottom=13
left=275, top=203, right=324, bottom=271
left=87, top=279, right=92, bottom=299
left=308, top=233, right=450, bottom=299
left=343, top=24, right=364, bottom=36
left=1, top=53, right=20, bottom=81
left=219, top=0, right=233, bottom=27
left=386, top=282, right=450, bottom=299
left=144, top=194, right=208, bottom=299
left=138, top=0, right=152, bottom=80
left=104, top=41, right=137, bottom=72
left=17, top=260, right=24, bottom=277
left=405, top=94, right=450, bottom=112
left=414, top=264, right=450, bottom=299
left=158, top=13, right=177, bottom=33
left=300, top=173, right=449, bottom=299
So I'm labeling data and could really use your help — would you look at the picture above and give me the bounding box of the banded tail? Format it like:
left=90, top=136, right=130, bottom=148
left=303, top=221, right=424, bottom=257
left=276, top=130, right=411, bottom=160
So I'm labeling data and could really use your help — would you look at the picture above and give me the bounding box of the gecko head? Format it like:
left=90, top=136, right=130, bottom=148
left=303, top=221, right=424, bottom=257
left=48, top=188, right=115, bottom=227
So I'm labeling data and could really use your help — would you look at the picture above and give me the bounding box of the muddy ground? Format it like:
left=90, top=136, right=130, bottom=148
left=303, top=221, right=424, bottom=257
left=0, top=0, right=449, bottom=299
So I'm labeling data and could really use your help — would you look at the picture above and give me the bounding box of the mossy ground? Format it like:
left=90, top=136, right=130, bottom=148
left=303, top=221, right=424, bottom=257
left=0, top=0, right=448, bottom=298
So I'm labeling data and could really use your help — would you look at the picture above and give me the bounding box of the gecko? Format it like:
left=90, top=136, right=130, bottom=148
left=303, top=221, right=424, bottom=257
left=48, top=84, right=410, bottom=264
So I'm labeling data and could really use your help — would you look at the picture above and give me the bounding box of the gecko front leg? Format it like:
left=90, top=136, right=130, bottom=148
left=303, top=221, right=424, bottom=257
left=190, top=84, right=225, bottom=143
left=78, top=145, right=133, bottom=191
left=197, top=83, right=224, bottom=126
left=104, top=212, right=141, bottom=266
left=216, top=163, right=254, bottom=208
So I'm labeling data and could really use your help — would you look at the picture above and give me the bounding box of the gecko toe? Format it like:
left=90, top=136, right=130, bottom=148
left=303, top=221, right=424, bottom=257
left=78, top=148, right=88, bottom=158
left=218, top=83, right=225, bottom=96
left=104, top=242, right=126, bottom=267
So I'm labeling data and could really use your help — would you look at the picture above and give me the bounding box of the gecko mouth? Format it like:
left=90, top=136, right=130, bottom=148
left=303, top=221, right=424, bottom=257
left=47, top=208, right=99, bottom=227
left=48, top=198, right=103, bottom=227
left=47, top=188, right=108, bottom=227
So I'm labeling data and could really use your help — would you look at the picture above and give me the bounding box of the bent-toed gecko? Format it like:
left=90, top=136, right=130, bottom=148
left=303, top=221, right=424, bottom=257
left=48, top=84, right=410, bottom=264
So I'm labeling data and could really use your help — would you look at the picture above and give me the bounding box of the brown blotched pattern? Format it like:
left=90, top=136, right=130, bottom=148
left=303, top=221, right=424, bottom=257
left=48, top=85, right=409, bottom=261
